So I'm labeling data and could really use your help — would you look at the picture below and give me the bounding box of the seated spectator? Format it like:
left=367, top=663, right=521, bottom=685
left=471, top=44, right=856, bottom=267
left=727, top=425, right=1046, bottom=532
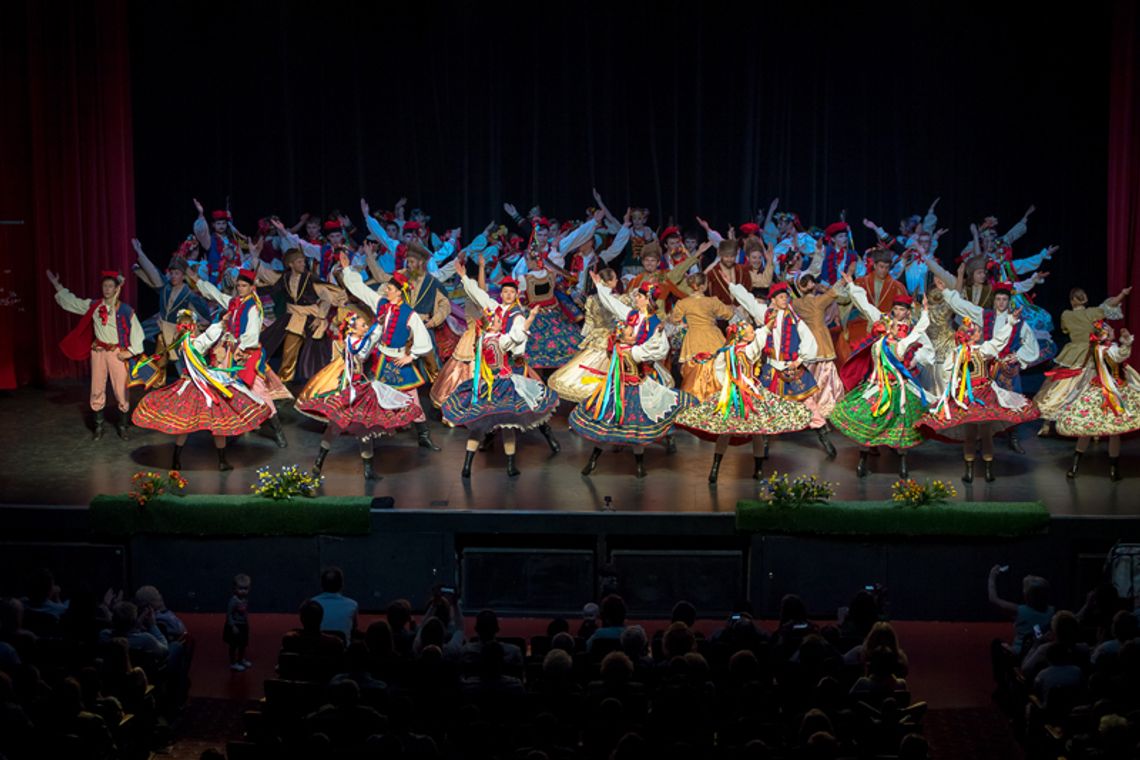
left=414, top=594, right=464, bottom=658
left=804, top=731, right=839, bottom=760
left=539, top=649, right=576, bottom=691
left=844, top=621, right=909, bottom=676
left=0, top=598, right=37, bottom=662
left=52, top=676, right=116, bottom=757
left=711, top=612, right=769, bottom=655
left=550, top=632, right=576, bottom=654
left=849, top=647, right=908, bottom=701
left=387, top=599, right=417, bottom=656
left=546, top=618, right=570, bottom=637
left=1077, top=582, right=1126, bottom=645
left=586, top=596, right=627, bottom=652
left=656, top=600, right=705, bottom=653
left=619, top=624, right=653, bottom=669
left=660, top=621, right=696, bottom=661
left=1020, top=610, right=1089, bottom=681
left=898, top=733, right=930, bottom=760
left=99, top=601, right=169, bottom=662
left=311, top=567, right=358, bottom=642
left=282, top=600, right=345, bottom=658
left=1033, top=641, right=1084, bottom=712
left=460, top=641, right=526, bottom=708
left=578, top=602, right=600, bottom=641
left=21, top=568, right=68, bottom=622
left=331, top=642, right=388, bottom=704
left=364, top=620, right=405, bottom=686
left=460, top=610, right=523, bottom=671
left=837, top=589, right=881, bottom=651
left=303, top=679, right=387, bottom=748
left=1092, top=609, right=1139, bottom=665
left=588, top=651, right=647, bottom=719
left=0, top=672, right=33, bottom=760
left=134, top=585, right=188, bottom=642
left=987, top=565, right=1054, bottom=656
left=773, top=595, right=817, bottom=658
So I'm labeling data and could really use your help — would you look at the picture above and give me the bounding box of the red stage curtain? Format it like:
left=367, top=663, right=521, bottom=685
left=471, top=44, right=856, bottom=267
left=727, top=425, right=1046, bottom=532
left=0, top=0, right=136, bottom=384
left=1109, top=0, right=1140, bottom=329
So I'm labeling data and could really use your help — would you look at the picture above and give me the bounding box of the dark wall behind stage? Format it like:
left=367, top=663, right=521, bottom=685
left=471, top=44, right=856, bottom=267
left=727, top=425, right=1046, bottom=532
left=129, top=1, right=1111, bottom=309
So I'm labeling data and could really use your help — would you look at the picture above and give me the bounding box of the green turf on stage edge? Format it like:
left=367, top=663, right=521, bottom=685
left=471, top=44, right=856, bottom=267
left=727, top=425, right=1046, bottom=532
left=90, top=494, right=372, bottom=536
left=736, top=500, right=1049, bottom=538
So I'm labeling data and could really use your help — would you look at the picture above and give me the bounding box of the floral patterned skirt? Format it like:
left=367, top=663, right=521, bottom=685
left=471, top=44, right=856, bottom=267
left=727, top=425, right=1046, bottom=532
left=133, top=379, right=272, bottom=436
left=569, top=385, right=696, bottom=446
left=1056, top=375, right=1140, bottom=437
left=525, top=308, right=582, bottom=369
left=920, top=381, right=1040, bottom=438
left=442, top=376, right=559, bottom=435
left=829, top=380, right=928, bottom=450
left=675, top=386, right=813, bottom=444
left=297, top=382, right=425, bottom=438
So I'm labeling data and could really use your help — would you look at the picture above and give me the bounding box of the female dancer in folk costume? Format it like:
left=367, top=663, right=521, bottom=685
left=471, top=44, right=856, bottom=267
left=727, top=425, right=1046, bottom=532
left=928, top=279, right=1040, bottom=454
left=299, top=308, right=433, bottom=481
left=830, top=271, right=934, bottom=479
left=130, top=238, right=209, bottom=386
left=430, top=256, right=491, bottom=410
left=675, top=318, right=813, bottom=483
left=48, top=269, right=146, bottom=441
left=1057, top=321, right=1139, bottom=481
left=186, top=263, right=292, bottom=447
left=133, top=310, right=273, bottom=471
left=671, top=270, right=736, bottom=401
left=1035, top=286, right=1131, bottom=436
left=730, top=281, right=840, bottom=458
left=919, top=310, right=1039, bottom=484
left=336, top=253, right=442, bottom=454
left=572, top=274, right=695, bottom=478
left=441, top=271, right=561, bottom=478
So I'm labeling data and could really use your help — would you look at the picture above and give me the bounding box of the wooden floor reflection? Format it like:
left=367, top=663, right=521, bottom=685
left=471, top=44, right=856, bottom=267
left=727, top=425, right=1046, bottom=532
left=1, top=384, right=1135, bottom=515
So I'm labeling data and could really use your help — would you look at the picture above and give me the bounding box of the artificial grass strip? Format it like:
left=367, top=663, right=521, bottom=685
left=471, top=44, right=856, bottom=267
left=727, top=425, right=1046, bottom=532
left=90, top=494, right=372, bottom=537
left=735, top=500, right=1050, bottom=538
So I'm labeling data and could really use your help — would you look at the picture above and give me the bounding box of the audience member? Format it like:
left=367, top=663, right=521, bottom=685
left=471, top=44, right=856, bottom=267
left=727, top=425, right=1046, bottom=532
left=311, top=567, right=359, bottom=641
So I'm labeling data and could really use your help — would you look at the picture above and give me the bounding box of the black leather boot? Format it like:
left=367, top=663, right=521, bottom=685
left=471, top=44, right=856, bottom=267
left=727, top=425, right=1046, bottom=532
left=898, top=452, right=909, bottom=480
left=116, top=414, right=130, bottom=441
left=362, top=455, right=378, bottom=481
left=269, top=415, right=287, bottom=448
left=312, top=447, right=329, bottom=476
left=816, top=427, right=837, bottom=458
left=1007, top=428, right=1025, bottom=454
left=984, top=459, right=995, bottom=483
left=1066, top=452, right=1082, bottom=480
left=505, top=454, right=520, bottom=478
left=753, top=457, right=764, bottom=480
left=171, top=445, right=183, bottom=471
left=93, top=410, right=105, bottom=441
left=962, top=459, right=974, bottom=484
left=1110, top=457, right=1122, bottom=482
left=582, top=447, right=602, bottom=476
left=217, top=448, right=233, bottom=472
left=478, top=432, right=495, bottom=452
left=539, top=423, right=560, bottom=453
left=665, top=435, right=677, bottom=454
left=856, top=451, right=869, bottom=478
left=708, top=454, right=723, bottom=484
left=415, top=422, right=440, bottom=451
left=461, top=450, right=475, bottom=478
left=634, top=453, right=647, bottom=478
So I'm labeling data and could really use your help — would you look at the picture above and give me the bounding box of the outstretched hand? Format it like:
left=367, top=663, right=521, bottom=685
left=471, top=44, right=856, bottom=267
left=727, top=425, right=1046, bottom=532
left=503, top=202, right=518, bottom=218
left=1045, top=244, right=1060, bottom=257
left=193, top=197, right=204, bottom=215
left=698, top=240, right=714, bottom=255
left=696, top=216, right=711, bottom=231
left=360, top=198, right=371, bottom=218
left=46, top=269, right=61, bottom=289
left=862, top=218, right=877, bottom=230
left=840, top=270, right=854, bottom=285
left=131, top=238, right=144, bottom=256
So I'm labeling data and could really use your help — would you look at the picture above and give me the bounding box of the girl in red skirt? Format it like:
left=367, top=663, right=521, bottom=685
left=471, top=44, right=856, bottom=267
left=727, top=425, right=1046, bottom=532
left=133, top=310, right=273, bottom=470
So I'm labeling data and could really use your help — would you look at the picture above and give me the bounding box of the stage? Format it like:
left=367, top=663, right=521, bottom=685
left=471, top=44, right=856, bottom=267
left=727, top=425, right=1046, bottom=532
left=0, top=382, right=1135, bottom=516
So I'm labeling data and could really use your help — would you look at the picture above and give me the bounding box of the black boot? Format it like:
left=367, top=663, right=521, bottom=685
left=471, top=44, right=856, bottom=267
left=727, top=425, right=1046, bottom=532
left=1007, top=429, right=1025, bottom=454
left=984, top=459, right=995, bottom=483
left=92, top=410, right=105, bottom=441
left=665, top=435, right=677, bottom=454
left=1110, top=457, right=1122, bottom=482
left=856, top=451, right=869, bottom=478
left=415, top=422, right=440, bottom=451
left=898, top=452, right=909, bottom=480
left=708, top=454, right=723, bottom=484
left=171, top=445, right=183, bottom=471
left=313, top=447, right=329, bottom=476
left=582, top=448, right=602, bottom=476
left=217, top=448, right=233, bottom=472
left=116, top=415, right=130, bottom=441
left=362, top=455, right=378, bottom=480
left=461, top=450, right=475, bottom=478
left=478, top=432, right=495, bottom=452
left=269, top=415, right=287, bottom=448
left=506, top=454, right=520, bottom=478
left=634, top=453, right=647, bottom=478
left=816, top=427, right=837, bottom=459
left=753, top=457, right=764, bottom=480
left=1066, top=451, right=1082, bottom=480
left=539, top=423, right=560, bottom=454
left=962, top=459, right=974, bottom=484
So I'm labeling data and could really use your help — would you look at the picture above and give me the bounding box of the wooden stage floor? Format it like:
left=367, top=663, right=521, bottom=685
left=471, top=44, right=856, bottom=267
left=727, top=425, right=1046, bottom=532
left=0, top=382, right=1135, bottom=515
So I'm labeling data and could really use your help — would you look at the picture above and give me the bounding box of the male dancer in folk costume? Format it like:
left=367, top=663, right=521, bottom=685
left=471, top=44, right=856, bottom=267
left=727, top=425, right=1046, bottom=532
left=836, top=248, right=909, bottom=365
left=919, top=308, right=1039, bottom=484
left=1035, top=285, right=1131, bottom=436
left=831, top=271, right=934, bottom=479
left=790, top=269, right=848, bottom=451
left=1056, top=321, right=1139, bottom=481
left=442, top=263, right=560, bottom=478
left=929, top=279, right=1040, bottom=454
left=336, top=252, right=442, bottom=455
left=254, top=248, right=335, bottom=385
left=133, top=310, right=273, bottom=471
left=730, top=280, right=838, bottom=458
left=47, top=269, right=145, bottom=440
left=572, top=275, right=695, bottom=478
left=186, top=258, right=291, bottom=448
left=191, top=199, right=242, bottom=286
left=130, top=238, right=209, bottom=386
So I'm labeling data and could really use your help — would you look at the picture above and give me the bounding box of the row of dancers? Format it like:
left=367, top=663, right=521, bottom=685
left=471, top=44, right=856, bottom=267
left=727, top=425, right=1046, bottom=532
left=46, top=193, right=1136, bottom=483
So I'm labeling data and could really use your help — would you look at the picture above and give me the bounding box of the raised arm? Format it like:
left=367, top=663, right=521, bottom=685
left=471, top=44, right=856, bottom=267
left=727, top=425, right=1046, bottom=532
left=131, top=239, right=165, bottom=289
left=896, top=308, right=931, bottom=353
left=592, top=275, right=633, bottom=321
left=271, top=219, right=322, bottom=262
left=923, top=253, right=957, bottom=288
left=937, top=282, right=984, bottom=322
left=987, top=565, right=1020, bottom=615
left=599, top=222, right=632, bottom=264
left=191, top=198, right=211, bottom=249
left=339, top=263, right=382, bottom=313
left=459, top=272, right=499, bottom=313
left=728, top=282, right=765, bottom=323
left=1010, top=245, right=1056, bottom=276
left=192, top=275, right=232, bottom=309
left=556, top=213, right=602, bottom=261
